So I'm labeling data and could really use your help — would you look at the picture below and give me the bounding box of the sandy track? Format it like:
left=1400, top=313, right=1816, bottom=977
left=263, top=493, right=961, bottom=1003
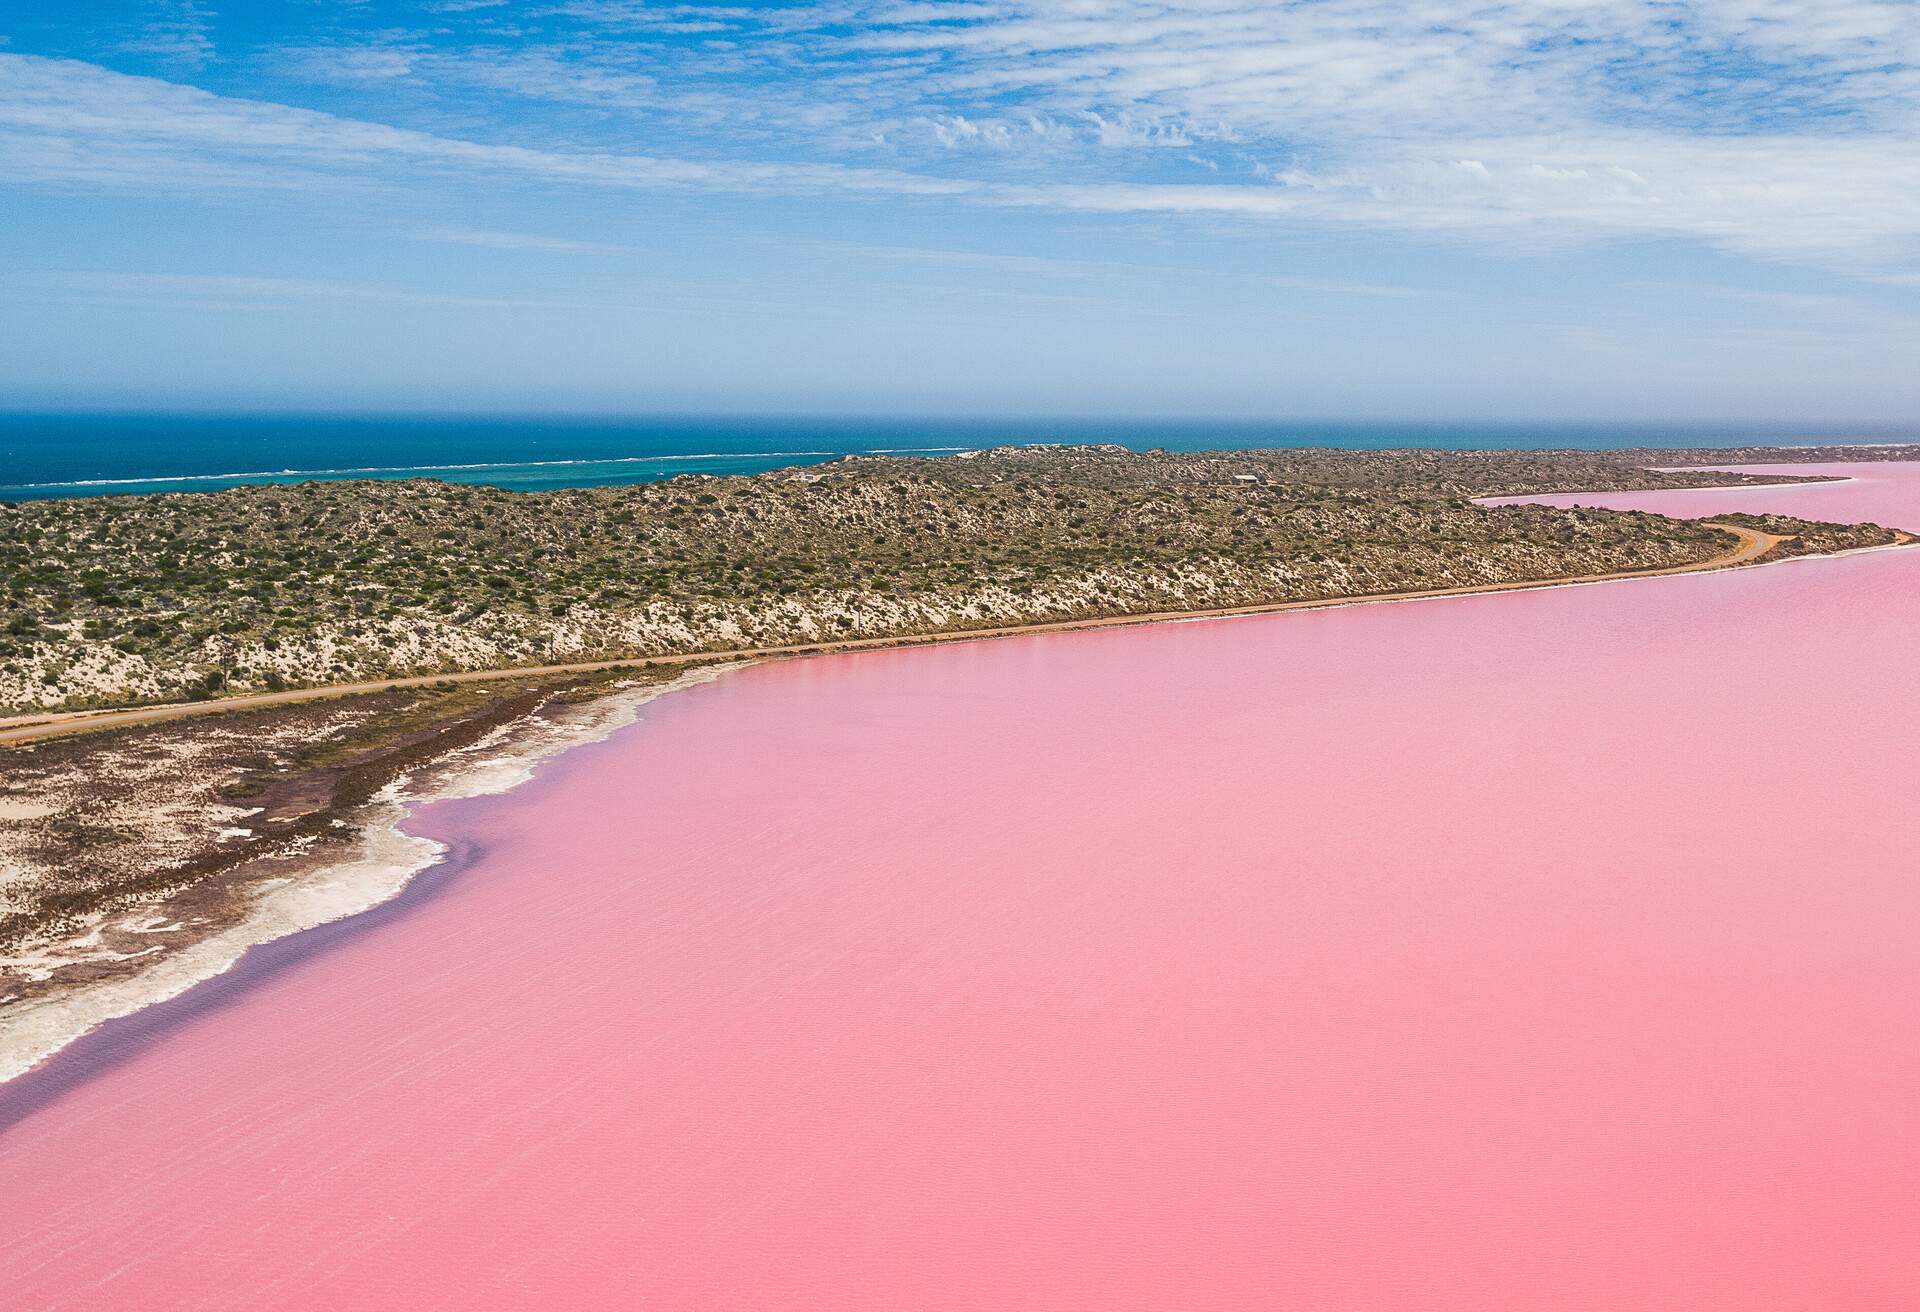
left=0, top=522, right=1787, bottom=747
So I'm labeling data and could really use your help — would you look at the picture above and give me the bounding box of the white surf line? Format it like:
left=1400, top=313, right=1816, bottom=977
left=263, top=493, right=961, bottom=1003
left=3, top=445, right=988, bottom=493
left=0, top=664, right=744, bottom=1088
left=5, top=453, right=842, bottom=491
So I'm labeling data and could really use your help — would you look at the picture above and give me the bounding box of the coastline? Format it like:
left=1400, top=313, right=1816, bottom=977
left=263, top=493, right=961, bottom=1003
left=12, top=480, right=1920, bottom=1306
left=3, top=486, right=1913, bottom=1092
left=0, top=664, right=741, bottom=1088
left=0, top=519, right=1802, bottom=749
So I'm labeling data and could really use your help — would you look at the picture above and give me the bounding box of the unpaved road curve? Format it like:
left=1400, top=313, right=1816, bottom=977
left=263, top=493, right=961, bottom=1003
left=0, top=523, right=1787, bottom=747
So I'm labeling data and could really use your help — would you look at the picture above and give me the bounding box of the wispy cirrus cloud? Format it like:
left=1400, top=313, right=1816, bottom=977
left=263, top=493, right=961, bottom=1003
left=3, top=269, right=622, bottom=312
left=0, top=54, right=979, bottom=196
left=839, top=241, right=1445, bottom=298
left=530, top=0, right=1920, bottom=139
left=119, top=0, right=217, bottom=69
left=414, top=225, right=642, bottom=256
left=6, top=0, right=1920, bottom=278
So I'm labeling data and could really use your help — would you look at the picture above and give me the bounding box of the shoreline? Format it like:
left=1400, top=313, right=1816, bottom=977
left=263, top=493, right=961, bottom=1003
left=2, top=514, right=1912, bottom=1092
left=0, top=665, right=741, bottom=1091
left=0, top=518, right=1803, bottom=746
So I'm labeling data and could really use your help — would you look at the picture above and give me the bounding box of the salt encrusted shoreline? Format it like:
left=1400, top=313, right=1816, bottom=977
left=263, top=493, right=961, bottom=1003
left=0, top=664, right=742, bottom=1087
left=7, top=525, right=1916, bottom=1090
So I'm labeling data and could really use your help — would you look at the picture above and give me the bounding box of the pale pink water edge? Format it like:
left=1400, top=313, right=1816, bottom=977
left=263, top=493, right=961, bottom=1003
left=1483, top=459, right=1920, bottom=531
left=2, top=465, right=1919, bottom=1309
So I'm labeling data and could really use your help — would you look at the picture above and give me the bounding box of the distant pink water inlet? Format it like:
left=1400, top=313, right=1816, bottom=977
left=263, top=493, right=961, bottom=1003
left=3, top=465, right=1919, bottom=1309
left=1481, top=459, right=1920, bottom=531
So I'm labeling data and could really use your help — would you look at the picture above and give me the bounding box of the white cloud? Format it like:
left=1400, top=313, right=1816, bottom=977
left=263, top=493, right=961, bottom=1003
left=8, top=0, right=1920, bottom=282
left=0, top=55, right=977, bottom=197
left=525, top=0, right=1920, bottom=268
left=5, top=270, right=629, bottom=313
left=1079, top=111, right=1192, bottom=149
left=836, top=241, right=1444, bottom=297
left=279, top=46, right=421, bottom=84
left=928, top=113, right=1012, bottom=148
left=415, top=225, right=641, bottom=256
left=121, top=0, right=217, bottom=68
left=804, top=0, right=1920, bottom=139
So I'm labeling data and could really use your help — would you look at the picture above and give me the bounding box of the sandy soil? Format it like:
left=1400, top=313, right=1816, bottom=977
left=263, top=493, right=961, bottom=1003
left=0, top=666, right=739, bottom=1086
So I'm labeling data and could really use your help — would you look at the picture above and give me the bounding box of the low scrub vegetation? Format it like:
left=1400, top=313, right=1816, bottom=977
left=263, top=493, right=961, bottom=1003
left=0, top=445, right=1896, bottom=712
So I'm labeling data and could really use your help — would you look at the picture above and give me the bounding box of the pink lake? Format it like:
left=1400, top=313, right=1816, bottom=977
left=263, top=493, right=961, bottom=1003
left=1482, top=459, right=1920, bottom=531
left=3, top=464, right=1919, bottom=1309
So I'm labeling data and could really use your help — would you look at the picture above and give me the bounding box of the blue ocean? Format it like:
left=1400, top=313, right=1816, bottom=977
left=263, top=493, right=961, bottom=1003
left=2, top=414, right=1912, bottom=502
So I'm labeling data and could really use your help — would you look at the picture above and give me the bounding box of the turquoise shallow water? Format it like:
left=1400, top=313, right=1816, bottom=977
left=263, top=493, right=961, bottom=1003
left=2, top=413, right=1912, bottom=501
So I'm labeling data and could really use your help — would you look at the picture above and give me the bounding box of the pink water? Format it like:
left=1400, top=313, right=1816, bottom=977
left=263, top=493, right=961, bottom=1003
left=1483, top=459, right=1920, bottom=531
left=4, top=466, right=1919, bottom=1309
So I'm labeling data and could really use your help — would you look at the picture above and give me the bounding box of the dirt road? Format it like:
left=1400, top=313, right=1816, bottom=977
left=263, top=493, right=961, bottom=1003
left=0, top=523, right=1788, bottom=747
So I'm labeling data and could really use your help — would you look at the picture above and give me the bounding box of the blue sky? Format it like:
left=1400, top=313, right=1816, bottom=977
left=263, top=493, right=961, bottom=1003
left=1, top=1, right=1917, bottom=418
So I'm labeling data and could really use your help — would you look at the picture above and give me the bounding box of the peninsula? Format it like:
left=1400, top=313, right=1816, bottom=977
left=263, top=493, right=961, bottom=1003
left=0, top=443, right=1909, bottom=1079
